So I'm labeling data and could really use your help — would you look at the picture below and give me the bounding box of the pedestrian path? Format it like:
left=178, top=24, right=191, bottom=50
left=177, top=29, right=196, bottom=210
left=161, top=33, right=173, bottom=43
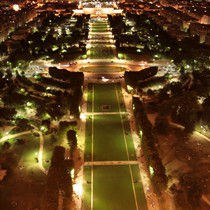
left=87, top=17, right=116, bottom=59
left=84, top=160, right=138, bottom=166
left=85, top=111, right=128, bottom=115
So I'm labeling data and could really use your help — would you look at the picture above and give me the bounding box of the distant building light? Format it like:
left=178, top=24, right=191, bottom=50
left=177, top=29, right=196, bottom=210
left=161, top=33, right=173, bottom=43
left=13, top=4, right=20, bottom=11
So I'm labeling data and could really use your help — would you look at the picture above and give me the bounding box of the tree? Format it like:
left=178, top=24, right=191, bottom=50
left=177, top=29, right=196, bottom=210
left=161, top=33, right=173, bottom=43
left=153, top=115, right=169, bottom=135
left=171, top=185, right=192, bottom=210
left=171, top=93, right=199, bottom=133
left=158, top=88, right=169, bottom=102
left=180, top=173, right=202, bottom=209
left=51, top=146, right=65, bottom=167
left=0, top=43, right=8, bottom=56
left=67, top=130, right=77, bottom=157
left=2, top=141, right=11, bottom=151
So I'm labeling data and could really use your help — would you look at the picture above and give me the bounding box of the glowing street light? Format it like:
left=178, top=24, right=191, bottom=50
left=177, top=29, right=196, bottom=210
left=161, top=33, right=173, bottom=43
left=149, top=166, right=154, bottom=176
left=71, top=169, right=75, bottom=179
left=13, top=4, right=20, bottom=11
left=40, top=125, right=48, bottom=133
left=80, top=113, right=86, bottom=121
left=139, top=130, right=143, bottom=138
left=102, top=76, right=109, bottom=82
left=26, top=101, right=33, bottom=107
left=73, top=182, right=82, bottom=197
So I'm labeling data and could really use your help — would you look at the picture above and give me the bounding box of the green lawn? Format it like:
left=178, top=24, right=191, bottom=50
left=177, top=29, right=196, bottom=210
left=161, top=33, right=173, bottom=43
left=84, top=114, right=136, bottom=161
left=83, top=16, right=147, bottom=210
left=80, top=66, right=126, bottom=73
left=89, top=20, right=113, bottom=59
left=91, top=22, right=109, bottom=32
left=87, top=48, right=114, bottom=59
left=91, top=28, right=109, bottom=32
left=83, top=165, right=147, bottom=210
left=0, top=133, right=49, bottom=210
left=85, top=83, right=132, bottom=162
left=83, top=165, right=91, bottom=210
left=83, top=82, right=148, bottom=209
left=87, top=83, right=126, bottom=113
left=90, top=41, right=112, bottom=44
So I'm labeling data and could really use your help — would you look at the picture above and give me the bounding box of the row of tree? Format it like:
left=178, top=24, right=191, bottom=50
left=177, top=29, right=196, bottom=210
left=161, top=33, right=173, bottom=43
left=133, top=97, right=168, bottom=195
left=170, top=172, right=203, bottom=210
left=42, top=146, right=74, bottom=210
left=124, top=67, right=158, bottom=88
left=131, top=66, right=209, bottom=209
left=48, top=67, right=84, bottom=86
left=67, top=129, right=78, bottom=158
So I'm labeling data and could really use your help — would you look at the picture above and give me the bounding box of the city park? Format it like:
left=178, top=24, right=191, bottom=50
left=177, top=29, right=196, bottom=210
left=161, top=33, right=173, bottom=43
left=0, top=1, right=210, bottom=210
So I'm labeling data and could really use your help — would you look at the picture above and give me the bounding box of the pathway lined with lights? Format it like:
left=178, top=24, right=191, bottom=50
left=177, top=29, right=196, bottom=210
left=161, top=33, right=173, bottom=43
left=0, top=130, right=32, bottom=143
left=80, top=80, right=162, bottom=210
left=82, top=82, right=141, bottom=210
left=84, top=160, right=138, bottom=166
left=0, top=128, right=47, bottom=175
left=85, top=111, right=128, bottom=115
left=37, top=131, right=47, bottom=174
left=87, top=17, right=117, bottom=59
left=78, top=15, right=147, bottom=210
left=116, top=82, right=140, bottom=210
left=30, top=125, right=47, bottom=175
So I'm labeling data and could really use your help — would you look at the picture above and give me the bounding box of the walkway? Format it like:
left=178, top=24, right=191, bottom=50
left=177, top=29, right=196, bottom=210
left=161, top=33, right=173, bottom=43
left=0, top=130, right=32, bottom=143
left=0, top=127, right=47, bottom=175
left=84, top=160, right=138, bottom=166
